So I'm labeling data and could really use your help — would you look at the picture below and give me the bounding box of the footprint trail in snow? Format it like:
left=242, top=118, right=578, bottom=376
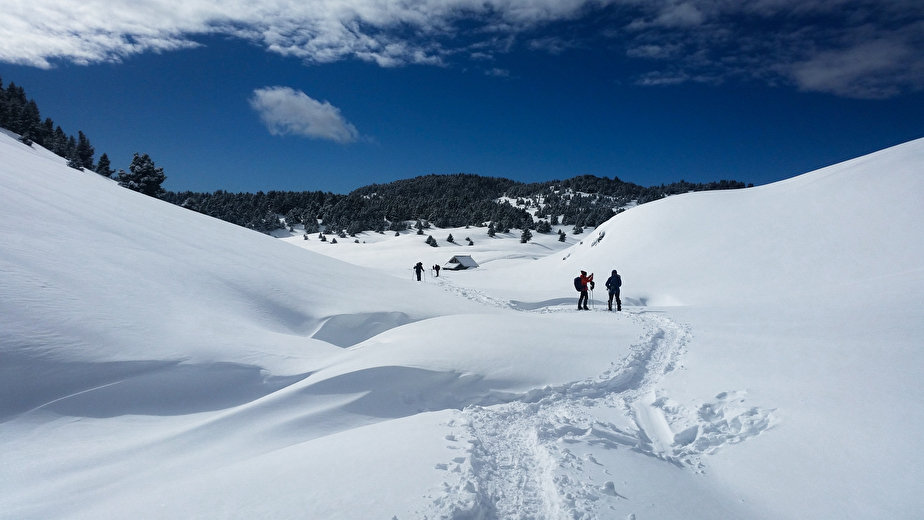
left=420, top=279, right=778, bottom=519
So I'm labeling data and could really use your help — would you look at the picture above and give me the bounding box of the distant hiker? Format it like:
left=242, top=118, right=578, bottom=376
left=414, top=262, right=424, bottom=281
left=605, top=269, right=622, bottom=311
left=574, top=270, right=594, bottom=310
left=433, top=264, right=441, bottom=277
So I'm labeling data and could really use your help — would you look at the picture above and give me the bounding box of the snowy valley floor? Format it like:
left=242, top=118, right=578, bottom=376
left=3, top=131, right=924, bottom=519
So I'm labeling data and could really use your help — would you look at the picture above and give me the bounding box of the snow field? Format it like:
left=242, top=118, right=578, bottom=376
left=2, top=129, right=924, bottom=519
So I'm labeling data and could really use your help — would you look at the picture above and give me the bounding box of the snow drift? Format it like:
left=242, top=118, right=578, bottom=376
left=2, top=128, right=923, bottom=519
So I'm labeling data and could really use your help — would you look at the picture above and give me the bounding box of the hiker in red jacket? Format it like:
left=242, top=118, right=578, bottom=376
left=577, top=270, right=594, bottom=310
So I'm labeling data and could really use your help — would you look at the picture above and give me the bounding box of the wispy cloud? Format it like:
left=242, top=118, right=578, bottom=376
left=486, top=67, right=510, bottom=77
left=249, top=87, right=359, bottom=143
left=616, top=0, right=924, bottom=98
left=2, top=0, right=923, bottom=98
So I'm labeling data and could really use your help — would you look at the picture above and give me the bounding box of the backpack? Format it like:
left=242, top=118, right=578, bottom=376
left=574, top=276, right=582, bottom=292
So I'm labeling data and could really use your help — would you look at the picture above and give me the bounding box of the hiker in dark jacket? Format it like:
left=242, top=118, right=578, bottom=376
left=414, top=262, right=424, bottom=281
left=577, top=270, right=594, bottom=310
left=605, top=269, right=622, bottom=311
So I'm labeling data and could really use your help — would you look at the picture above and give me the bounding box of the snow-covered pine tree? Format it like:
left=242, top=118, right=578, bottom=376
left=118, top=153, right=166, bottom=197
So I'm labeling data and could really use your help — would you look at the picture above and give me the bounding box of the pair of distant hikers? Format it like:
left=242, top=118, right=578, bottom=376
left=574, top=270, right=621, bottom=311
left=413, top=262, right=441, bottom=281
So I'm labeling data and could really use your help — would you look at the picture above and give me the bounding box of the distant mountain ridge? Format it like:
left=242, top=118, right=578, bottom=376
left=163, top=173, right=749, bottom=235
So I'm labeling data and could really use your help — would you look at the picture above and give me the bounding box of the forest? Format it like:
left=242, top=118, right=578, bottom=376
left=2, top=75, right=749, bottom=236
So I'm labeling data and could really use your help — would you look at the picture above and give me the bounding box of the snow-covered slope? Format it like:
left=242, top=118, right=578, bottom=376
left=2, top=128, right=923, bottom=519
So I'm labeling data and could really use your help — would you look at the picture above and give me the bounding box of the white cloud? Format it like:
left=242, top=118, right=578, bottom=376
left=249, top=87, right=359, bottom=143
left=784, top=36, right=924, bottom=99
left=1, top=0, right=923, bottom=98
left=0, top=0, right=600, bottom=69
left=618, top=0, right=924, bottom=97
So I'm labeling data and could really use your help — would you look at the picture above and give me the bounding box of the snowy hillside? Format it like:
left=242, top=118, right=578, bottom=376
left=2, top=128, right=923, bottom=519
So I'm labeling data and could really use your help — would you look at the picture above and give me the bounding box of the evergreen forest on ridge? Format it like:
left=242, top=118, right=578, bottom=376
left=2, top=75, right=749, bottom=236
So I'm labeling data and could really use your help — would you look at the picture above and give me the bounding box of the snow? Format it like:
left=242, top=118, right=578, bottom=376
left=2, top=127, right=924, bottom=519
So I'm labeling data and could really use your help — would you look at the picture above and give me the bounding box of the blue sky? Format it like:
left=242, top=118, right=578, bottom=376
left=2, top=0, right=923, bottom=194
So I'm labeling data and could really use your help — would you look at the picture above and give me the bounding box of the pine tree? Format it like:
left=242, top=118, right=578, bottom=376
left=447, top=233, right=454, bottom=243
left=118, top=153, right=167, bottom=197
left=95, top=153, right=113, bottom=178
left=51, top=127, right=68, bottom=157
left=520, top=228, right=532, bottom=243
left=66, top=155, right=83, bottom=170
left=487, top=222, right=496, bottom=237
left=64, top=134, right=77, bottom=163
left=75, top=131, right=95, bottom=170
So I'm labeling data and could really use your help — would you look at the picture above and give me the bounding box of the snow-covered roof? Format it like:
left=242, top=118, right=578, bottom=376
left=444, top=254, right=479, bottom=269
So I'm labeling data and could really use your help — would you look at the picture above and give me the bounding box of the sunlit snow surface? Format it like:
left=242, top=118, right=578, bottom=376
left=2, top=128, right=923, bottom=519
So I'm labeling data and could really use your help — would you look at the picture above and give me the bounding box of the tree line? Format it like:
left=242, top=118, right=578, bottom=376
left=3, top=75, right=749, bottom=236
left=162, top=172, right=749, bottom=236
left=1, top=76, right=166, bottom=196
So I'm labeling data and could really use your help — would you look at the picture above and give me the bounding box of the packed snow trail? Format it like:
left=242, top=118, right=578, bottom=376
left=420, top=279, right=776, bottom=519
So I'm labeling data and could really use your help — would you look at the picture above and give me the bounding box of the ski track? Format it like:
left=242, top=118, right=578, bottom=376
left=418, top=279, right=777, bottom=520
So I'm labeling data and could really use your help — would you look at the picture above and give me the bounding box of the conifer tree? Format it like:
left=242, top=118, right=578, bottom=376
left=118, top=153, right=167, bottom=197
left=520, top=228, right=532, bottom=243
left=75, top=131, right=95, bottom=170
left=51, top=127, right=68, bottom=157
left=66, top=155, right=83, bottom=170
left=65, top=135, right=77, bottom=163
left=94, top=153, right=113, bottom=178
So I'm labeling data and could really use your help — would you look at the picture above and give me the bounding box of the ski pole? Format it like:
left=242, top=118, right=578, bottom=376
left=590, top=288, right=594, bottom=309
